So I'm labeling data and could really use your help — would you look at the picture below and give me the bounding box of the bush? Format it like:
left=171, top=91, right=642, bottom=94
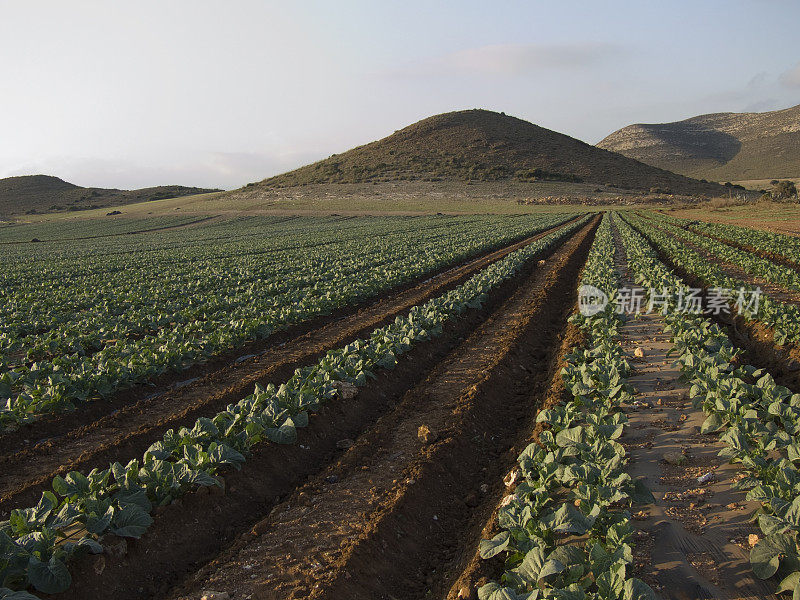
left=771, top=180, right=798, bottom=201
left=708, top=197, right=745, bottom=209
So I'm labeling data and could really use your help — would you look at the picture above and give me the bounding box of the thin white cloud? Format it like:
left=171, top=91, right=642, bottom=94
left=383, top=42, right=622, bottom=79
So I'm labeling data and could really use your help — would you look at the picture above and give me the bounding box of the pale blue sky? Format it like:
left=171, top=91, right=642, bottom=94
left=1, top=0, right=799, bottom=189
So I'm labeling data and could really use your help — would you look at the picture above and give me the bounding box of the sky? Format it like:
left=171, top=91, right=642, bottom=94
left=1, top=0, right=799, bottom=190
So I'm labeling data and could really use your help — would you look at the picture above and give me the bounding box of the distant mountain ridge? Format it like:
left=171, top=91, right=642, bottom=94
left=0, top=175, right=221, bottom=216
left=242, top=109, right=726, bottom=196
left=597, top=104, right=800, bottom=181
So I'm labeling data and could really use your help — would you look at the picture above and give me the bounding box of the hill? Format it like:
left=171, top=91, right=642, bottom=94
left=242, top=109, right=727, bottom=197
left=597, top=104, right=800, bottom=182
left=0, top=175, right=221, bottom=216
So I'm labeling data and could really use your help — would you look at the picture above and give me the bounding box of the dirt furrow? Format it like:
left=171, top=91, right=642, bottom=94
left=611, top=225, right=776, bottom=600
left=41, top=217, right=598, bottom=600
left=0, top=218, right=583, bottom=516
left=158, top=216, right=599, bottom=600
left=442, top=321, right=585, bottom=600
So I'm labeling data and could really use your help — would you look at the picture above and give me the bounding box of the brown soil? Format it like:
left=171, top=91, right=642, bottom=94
left=0, top=218, right=581, bottom=518
left=46, top=217, right=600, bottom=600
left=154, top=218, right=598, bottom=600
left=612, top=226, right=777, bottom=600
left=45, top=218, right=601, bottom=600
left=442, top=322, right=586, bottom=600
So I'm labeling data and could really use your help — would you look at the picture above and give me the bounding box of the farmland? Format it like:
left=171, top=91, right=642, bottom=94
left=1, top=214, right=576, bottom=429
left=3, top=209, right=800, bottom=600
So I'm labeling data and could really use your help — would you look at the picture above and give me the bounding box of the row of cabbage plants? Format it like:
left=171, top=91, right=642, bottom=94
left=0, top=215, right=206, bottom=244
left=624, top=213, right=800, bottom=346
left=0, top=216, right=591, bottom=599
left=615, top=214, right=800, bottom=598
left=476, top=215, right=656, bottom=600
left=644, top=212, right=800, bottom=294
left=652, top=212, right=800, bottom=266
left=1, top=214, right=575, bottom=430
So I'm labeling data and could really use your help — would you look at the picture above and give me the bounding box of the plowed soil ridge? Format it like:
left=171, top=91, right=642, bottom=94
left=441, top=322, right=586, bottom=600
left=0, top=218, right=581, bottom=517
left=158, top=219, right=599, bottom=600
left=45, top=218, right=598, bottom=600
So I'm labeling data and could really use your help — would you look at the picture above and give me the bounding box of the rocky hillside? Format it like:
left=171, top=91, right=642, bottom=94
left=243, top=109, right=726, bottom=196
left=0, top=175, right=221, bottom=216
left=597, top=104, right=800, bottom=181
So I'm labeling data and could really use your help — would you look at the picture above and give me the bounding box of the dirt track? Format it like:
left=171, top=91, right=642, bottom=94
left=49, top=217, right=599, bottom=600
left=0, top=217, right=582, bottom=517
left=610, top=224, right=776, bottom=600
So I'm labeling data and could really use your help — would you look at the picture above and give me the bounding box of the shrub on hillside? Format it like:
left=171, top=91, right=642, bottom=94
left=771, top=180, right=798, bottom=201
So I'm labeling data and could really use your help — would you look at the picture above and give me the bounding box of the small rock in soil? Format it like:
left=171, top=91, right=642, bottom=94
left=333, top=380, right=359, bottom=400
left=749, top=534, right=760, bottom=547
left=92, top=555, right=106, bottom=575
left=464, top=492, right=479, bottom=507
left=326, top=475, right=339, bottom=484
left=102, top=537, right=128, bottom=560
left=480, top=483, right=489, bottom=494
left=336, top=438, right=355, bottom=450
left=663, top=451, right=685, bottom=465
left=634, top=347, right=645, bottom=358
left=697, top=471, right=715, bottom=484
left=503, top=468, right=520, bottom=488
left=418, top=424, right=438, bottom=444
